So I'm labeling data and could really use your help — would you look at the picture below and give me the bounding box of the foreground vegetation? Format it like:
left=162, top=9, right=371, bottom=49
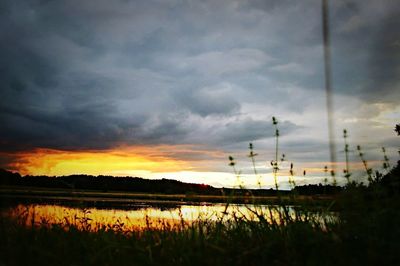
left=1, top=122, right=398, bottom=265
left=1, top=162, right=400, bottom=266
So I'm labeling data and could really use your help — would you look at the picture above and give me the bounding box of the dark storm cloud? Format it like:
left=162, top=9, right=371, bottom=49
left=367, top=10, right=400, bottom=101
left=0, top=0, right=167, bottom=151
left=329, top=0, right=400, bottom=102
left=0, top=0, right=249, bottom=151
left=0, top=101, right=145, bottom=151
left=0, top=0, right=398, bottom=156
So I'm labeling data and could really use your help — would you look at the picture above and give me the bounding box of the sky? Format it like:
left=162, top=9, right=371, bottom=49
left=0, top=0, right=399, bottom=189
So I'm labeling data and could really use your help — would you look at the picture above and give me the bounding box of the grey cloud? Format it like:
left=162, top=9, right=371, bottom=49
left=238, top=0, right=293, bottom=12
left=269, top=62, right=314, bottom=76
left=0, top=0, right=397, bottom=167
left=280, top=139, right=331, bottom=163
left=0, top=102, right=145, bottom=151
left=180, top=49, right=272, bottom=76
left=215, top=118, right=298, bottom=145
left=176, top=83, right=241, bottom=117
left=366, top=10, right=400, bottom=102
left=329, top=0, right=400, bottom=102
left=135, top=113, right=192, bottom=145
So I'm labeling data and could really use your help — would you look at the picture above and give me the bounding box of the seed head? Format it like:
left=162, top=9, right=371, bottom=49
left=228, top=156, right=235, bottom=166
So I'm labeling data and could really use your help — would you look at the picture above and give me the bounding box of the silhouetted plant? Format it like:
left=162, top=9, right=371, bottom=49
left=288, top=162, right=296, bottom=189
left=330, top=169, right=336, bottom=186
left=381, top=147, right=390, bottom=172
left=357, top=145, right=372, bottom=182
left=248, top=143, right=261, bottom=189
left=395, top=124, right=400, bottom=156
left=228, top=156, right=243, bottom=189
left=271, top=116, right=280, bottom=190
left=343, top=129, right=351, bottom=183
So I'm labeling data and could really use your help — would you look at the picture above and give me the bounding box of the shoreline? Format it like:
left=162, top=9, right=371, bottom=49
left=0, top=185, right=336, bottom=209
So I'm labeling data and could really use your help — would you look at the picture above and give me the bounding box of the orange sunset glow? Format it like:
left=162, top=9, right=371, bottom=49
left=5, top=146, right=199, bottom=177
left=2, top=145, right=389, bottom=188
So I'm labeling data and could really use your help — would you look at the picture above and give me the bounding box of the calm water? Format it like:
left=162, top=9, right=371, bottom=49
left=2, top=202, right=293, bottom=231
left=2, top=202, right=335, bottom=232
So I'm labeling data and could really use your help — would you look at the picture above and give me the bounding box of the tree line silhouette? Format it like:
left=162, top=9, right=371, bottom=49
left=0, top=168, right=344, bottom=196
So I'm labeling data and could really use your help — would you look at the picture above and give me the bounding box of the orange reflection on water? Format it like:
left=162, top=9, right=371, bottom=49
left=4, top=203, right=283, bottom=232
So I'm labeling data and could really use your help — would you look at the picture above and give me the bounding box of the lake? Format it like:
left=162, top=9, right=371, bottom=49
left=1, top=201, right=317, bottom=232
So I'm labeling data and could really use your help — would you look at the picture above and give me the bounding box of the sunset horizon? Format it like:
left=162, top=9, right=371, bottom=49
left=1, top=0, right=398, bottom=189
left=1, top=1, right=400, bottom=265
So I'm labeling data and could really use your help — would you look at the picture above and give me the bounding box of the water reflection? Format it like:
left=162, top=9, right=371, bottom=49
left=2, top=203, right=335, bottom=232
left=2, top=203, right=280, bottom=231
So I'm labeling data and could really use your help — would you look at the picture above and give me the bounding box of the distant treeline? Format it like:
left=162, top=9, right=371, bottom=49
left=293, top=184, right=341, bottom=195
left=0, top=168, right=344, bottom=196
left=0, top=169, right=221, bottom=195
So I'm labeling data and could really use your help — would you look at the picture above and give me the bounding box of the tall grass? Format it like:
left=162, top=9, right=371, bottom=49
left=1, top=118, right=399, bottom=265
left=2, top=179, right=400, bottom=266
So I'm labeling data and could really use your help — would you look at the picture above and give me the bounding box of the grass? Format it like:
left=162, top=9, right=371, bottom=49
left=2, top=163, right=400, bottom=266
left=1, top=185, right=399, bottom=266
left=1, top=119, right=399, bottom=265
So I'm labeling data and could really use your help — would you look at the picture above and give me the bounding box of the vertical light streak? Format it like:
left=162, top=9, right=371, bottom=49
left=322, top=0, right=337, bottom=174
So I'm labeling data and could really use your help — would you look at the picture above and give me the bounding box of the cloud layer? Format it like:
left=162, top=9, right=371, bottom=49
left=0, top=0, right=398, bottom=186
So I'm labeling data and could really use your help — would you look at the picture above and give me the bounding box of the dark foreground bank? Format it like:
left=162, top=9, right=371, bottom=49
left=1, top=162, right=399, bottom=266
left=1, top=196, right=399, bottom=266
